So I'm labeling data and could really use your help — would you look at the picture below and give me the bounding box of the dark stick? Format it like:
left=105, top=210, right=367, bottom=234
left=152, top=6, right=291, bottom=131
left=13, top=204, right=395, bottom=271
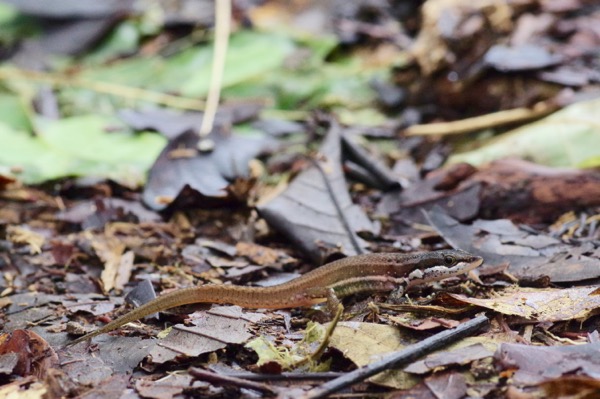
left=218, top=372, right=343, bottom=381
left=303, top=315, right=489, bottom=399
left=189, top=367, right=278, bottom=397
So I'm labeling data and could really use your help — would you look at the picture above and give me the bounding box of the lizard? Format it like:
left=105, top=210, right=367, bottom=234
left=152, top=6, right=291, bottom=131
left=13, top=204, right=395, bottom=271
left=67, top=249, right=483, bottom=346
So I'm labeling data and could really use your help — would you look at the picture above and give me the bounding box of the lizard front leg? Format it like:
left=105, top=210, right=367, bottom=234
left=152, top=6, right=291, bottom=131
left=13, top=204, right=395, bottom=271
left=389, top=282, right=407, bottom=303
left=304, top=286, right=342, bottom=317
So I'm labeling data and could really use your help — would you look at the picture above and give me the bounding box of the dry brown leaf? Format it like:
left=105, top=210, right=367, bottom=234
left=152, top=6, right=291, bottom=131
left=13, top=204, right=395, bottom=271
left=148, top=306, right=266, bottom=364
left=0, top=380, right=47, bottom=399
left=6, top=225, right=45, bottom=254
left=328, top=321, right=418, bottom=389
left=135, top=374, right=198, bottom=399
left=87, top=230, right=132, bottom=293
left=235, top=242, right=280, bottom=265
left=113, top=250, right=134, bottom=292
left=412, top=0, right=513, bottom=75
left=449, top=286, right=600, bottom=322
left=388, top=314, right=461, bottom=331
left=0, top=330, right=58, bottom=379
left=404, top=337, right=499, bottom=374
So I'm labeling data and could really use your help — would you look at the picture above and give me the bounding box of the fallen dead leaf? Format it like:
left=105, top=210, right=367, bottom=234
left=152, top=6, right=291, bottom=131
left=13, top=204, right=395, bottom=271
left=257, top=121, right=376, bottom=264
left=388, top=314, right=461, bottom=331
left=496, top=342, right=600, bottom=386
left=6, top=225, right=45, bottom=254
left=0, top=380, right=47, bottom=399
left=135, top=373, right=206, bottom=399
left=0, top=330, right=58, bottom=379
left=404, top=338, right=499, bottom=374
left=148, top=306, right=266, bottom=364
left=235, top=241, right=296, bottom=267
left=424, top=370, right=467, bottom=399
left=87, top=230, right=131, bottom=294
left=328, top=321, right=418, bottom=389
left=449, top=285, right=600, bottom=322
left=246, top=336, right=305, bottom=370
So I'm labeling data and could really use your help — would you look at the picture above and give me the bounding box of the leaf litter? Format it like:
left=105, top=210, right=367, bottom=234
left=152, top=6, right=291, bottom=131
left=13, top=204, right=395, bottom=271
left=1, top=0, right=600, bottom=398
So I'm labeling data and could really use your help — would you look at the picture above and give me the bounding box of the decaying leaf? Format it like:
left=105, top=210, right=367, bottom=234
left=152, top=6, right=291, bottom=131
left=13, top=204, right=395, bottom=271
left=246, top=319, right=329, bottom=372
left=62, top=337, right=153, bottom=384
left=0, top=330, right=58, bottom=379
left=246, top=336, right=305, bottom=370
left=404, top=338, right=499, bottom=374
left=135, top=374, right=201, bottom=399
left=148, top=306, right=266, bottom=364
left=6, top=225, right=45, bottom=254
left=425, top=207, right=600, bottom=282
left=496, top=342, right=600, bottom=386
left=87, top=230, right=132, bottom=294
left=143, top=128, right=274, bottom=210
left=450, top=286, right=600, bottom=322
left=258, top=120, right=376, bottom=263
left=328, top=321, right=418, bottom=389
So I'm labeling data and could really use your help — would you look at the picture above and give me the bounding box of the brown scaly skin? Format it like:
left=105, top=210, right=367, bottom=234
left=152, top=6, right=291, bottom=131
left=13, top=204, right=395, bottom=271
left=67, top=249, right=482, bottom=346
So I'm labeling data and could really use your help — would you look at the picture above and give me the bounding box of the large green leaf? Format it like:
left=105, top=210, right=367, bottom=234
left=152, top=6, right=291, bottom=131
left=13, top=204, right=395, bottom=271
left=79, top=30, right=295, bottom=96
left=448, top=98, right=600, bottom=168
left=0, top=123, right=70, bottom=183
left=179, top=30, right=295, bottom=96
left=0, top=115, right=166, bottom=185
left=0, top=93, right=32, bottom=131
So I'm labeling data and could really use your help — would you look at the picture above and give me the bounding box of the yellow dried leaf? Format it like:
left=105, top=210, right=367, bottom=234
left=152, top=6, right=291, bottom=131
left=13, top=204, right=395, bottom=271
left=6, top=225, right=44, bottom=254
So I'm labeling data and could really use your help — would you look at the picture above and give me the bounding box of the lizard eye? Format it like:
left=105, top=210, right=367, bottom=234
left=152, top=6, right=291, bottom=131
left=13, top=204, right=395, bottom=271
left=443, top=255, right=456, bottom=266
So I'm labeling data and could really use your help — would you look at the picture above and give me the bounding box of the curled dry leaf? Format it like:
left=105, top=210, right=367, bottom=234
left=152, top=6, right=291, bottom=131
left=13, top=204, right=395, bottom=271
left=425, top=207, right=600, bottom=282
left=328, top=321, right=417, bottom=389
left=6, top=225, right=45, bottom=254
left=404, top=338, right=497, bottom=375
left=87, top=231, right=133, bottom=294
left=148, top=306, right=266, bottom=364
left=496, top=342, right=600, bottom=386
left=449, top=286, right=600, bottom=323
left=143, top=128, right=275, bottom=210
left=258, top=121, right=376, bottom=264
left=0, top=330, right=58, bottom=379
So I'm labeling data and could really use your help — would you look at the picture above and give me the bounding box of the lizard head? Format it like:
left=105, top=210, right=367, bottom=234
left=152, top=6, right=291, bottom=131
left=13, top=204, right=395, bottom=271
left=405, top=249, right=483, bottom=287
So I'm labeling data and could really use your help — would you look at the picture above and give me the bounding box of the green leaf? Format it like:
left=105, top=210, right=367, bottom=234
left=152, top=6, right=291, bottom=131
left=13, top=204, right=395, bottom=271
left=37, top=115, right=166, bottom=186
left=0, top=115, right=166, bottom=186
left=179, top=30, right=296, bottom=96
left=0, top=3, right=39, bottom=45
left=448, top=98, right=600, bottom=168
left=84, top=21, right=141, bottom=64
left=0, top=93, right=33, bottom=131
left=79, top=30, right=295, bottom=96
left=246, top=336, right=303, bottom=368
left=0, top=122, right=71, bottom=183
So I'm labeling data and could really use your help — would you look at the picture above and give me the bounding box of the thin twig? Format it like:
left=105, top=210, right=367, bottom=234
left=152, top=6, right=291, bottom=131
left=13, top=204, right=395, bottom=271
left=189, top=367, right=278, bottom=396
left=198, top=0, right=231, bottom=146
left=0, top=67, right=205, bottom=111
left=303, top=315, right=489, bottom=399
left=292, top=303, right=345, bottom=368
left=214, top=371, right=343, bottom=381
left=403, top=101, right=559, bottom=136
